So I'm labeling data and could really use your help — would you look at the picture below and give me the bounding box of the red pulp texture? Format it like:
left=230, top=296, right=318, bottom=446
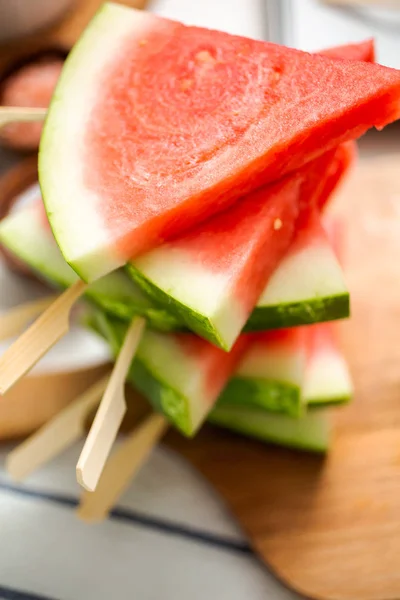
left=319, top=39, right=375, bottom=63
left=85, top=20, right=400, bottom=261
left=317, top=142, right=357, bottom=212
left=246, top=326, right=308, bottom=352
left=164, top=173, right=301, bottom=310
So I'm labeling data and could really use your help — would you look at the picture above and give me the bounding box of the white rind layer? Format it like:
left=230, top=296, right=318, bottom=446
left=137, top=331, right=211, bottom=429
left=257, top=236, right=347, bottom=307
left=0, top=205, right=76, bottom=286
left=0, top=202, right=149, bottom=307
left=237, top=341, right=306, bottom=388
left=133, top=246, right=246, bottom=348
left=304, top=347, right=353, bottom=404
left=39, top=4, right=156, bottom=282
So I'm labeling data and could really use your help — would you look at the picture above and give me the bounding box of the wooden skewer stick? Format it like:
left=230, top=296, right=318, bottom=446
left=6, top=375, right=110, bottom=482
left=0, top=295, right=58, bottom=342
left=77, top=413, right=168, bottom=522
left=76, top=316, right=146, bottom=492
left=0, top=107, right=47, bottom=127
left=0, top=280, right=86, bottom=394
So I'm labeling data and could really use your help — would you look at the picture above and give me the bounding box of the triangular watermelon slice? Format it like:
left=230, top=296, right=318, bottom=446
left=86, top=308, right=248, bottom=436
left=208, top=404, right=331, bottom=453
left=0, top=188, right=348, bottom=336
left=128, top=147, right=348, bottom=348
left=40, top=4, right=400, bottom=281
left=319, top=39, right=375, bottom=63
left=218, top=328, right=308, bottom=417
left=128, top=173, right=302, bottom=349
left=248, top=210, right=349, bottom=331
left=86, top=308, right=338, bottom=447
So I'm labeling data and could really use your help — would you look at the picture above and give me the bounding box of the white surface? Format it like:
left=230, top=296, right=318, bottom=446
left=0, top=443, right=298, bottom=600
left=150, top=0, right=267, bottom=39
left=288, top=0, right=400, bottom=68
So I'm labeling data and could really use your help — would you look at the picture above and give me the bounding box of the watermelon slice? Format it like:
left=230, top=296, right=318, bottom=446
left=85, top=305, right=332, bottom=451
left=85, top=304, right=350, bottom=438
left=0, top=195, right=179, bottom=331
left=208, top=405, right=331, bottom=453
left=127, top=38, right=366, bottom=346
left=218, top=328, right=308, bottom=417
left=0, top=189, right=350, bottom=334
left=40, top=3, right=400, bottom=282
left=128, top=149, right=349, bottom=348
left=319, top=39, right=375, bottom=63
left=304, top=323, right=352, bottom=406
left=85, top=306, right=330, bottom=451
left=128, top=174, right=301, bottom=349
left=247, top=210, right=349, bottom=330
left=87, top=309, right=248, bottom=436
left=219, top=320, right=352, bottom=416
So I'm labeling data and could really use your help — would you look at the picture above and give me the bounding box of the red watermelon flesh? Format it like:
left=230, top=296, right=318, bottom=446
left=129, top=173, right=303, bottom=349
left=319, top=39, right=375, bottom=63
left=130, top=40, right=369, bottom=347
left=40, top=4, right=400, bottom=281
left=317, top=142, right=357, bottom=212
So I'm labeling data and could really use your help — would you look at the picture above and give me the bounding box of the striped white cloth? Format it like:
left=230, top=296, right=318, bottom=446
left=0, top=443, right=298, bottom=600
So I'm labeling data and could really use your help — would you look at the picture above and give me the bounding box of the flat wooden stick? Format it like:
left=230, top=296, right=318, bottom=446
left=0, top=107, right=47, bottom=127
left=0, top=295, right=58, bottom=342
left=77, top=413, right=168, bottom=522
left=6, top=374, right=110, bottom=481
left=76, top=316, right=146, bottom=492
left=0, top=280, right=86, bottom=394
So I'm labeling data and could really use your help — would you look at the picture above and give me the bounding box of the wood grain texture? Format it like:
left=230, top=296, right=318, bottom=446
left=165, top=153, right=400, bottom=600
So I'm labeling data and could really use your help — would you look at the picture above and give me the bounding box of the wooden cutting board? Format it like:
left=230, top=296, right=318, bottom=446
left=166, top=151, right=400, bottom=600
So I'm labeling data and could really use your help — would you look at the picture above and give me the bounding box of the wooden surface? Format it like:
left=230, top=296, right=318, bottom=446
left=165, top=153, right=400, bottom=600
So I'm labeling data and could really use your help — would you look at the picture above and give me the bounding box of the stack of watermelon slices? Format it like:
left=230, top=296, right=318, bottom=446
left=3, top=3, right=400, bottom=451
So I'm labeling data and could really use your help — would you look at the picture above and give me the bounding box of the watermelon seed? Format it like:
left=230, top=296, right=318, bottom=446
left=274, top=218, right=282, bottom=230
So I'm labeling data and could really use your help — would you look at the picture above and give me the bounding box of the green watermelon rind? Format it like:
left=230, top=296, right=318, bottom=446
left=85, top=308, right=193, bottom=436
left=128, top=360, right=192, bottom=437
left=208, top=405, right=331, bottom=453
left=307, top=394, right=351, bottom=407
left=0, top=208, right=180, bottom=332
left=85, top=308, right=333, bottom=449
left=86, top=309, right=304, bottom=429
left=245, top=292, right=350, bottom=331
left=218, top=376, right=302, bottom=418
left=127, top=263, right=229, bottom=348
left=127, top=263, right=350, bottom=342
